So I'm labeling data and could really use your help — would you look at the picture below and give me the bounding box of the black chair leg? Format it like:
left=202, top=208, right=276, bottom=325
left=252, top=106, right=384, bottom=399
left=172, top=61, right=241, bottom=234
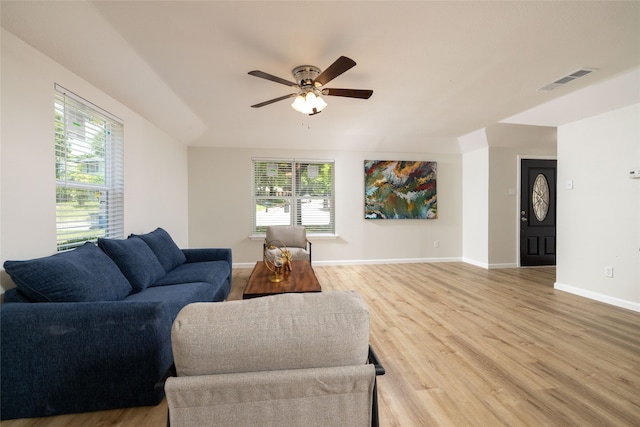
left=368, top=346, right=385, bottom=427
left=372, top=378, right=380, bottom=427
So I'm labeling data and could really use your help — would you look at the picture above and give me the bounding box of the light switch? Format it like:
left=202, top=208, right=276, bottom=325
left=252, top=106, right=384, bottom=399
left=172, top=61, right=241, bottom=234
left=566, top=180, right=574, bottom=190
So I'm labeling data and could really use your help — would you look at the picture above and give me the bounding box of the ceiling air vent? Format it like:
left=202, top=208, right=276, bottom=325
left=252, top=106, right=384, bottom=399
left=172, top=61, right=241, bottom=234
left=538, top=68, right=597, bottom=92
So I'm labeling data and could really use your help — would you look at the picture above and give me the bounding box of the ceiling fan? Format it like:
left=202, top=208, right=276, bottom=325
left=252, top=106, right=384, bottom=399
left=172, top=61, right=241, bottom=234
left=248, top=56, right=373, bottom=115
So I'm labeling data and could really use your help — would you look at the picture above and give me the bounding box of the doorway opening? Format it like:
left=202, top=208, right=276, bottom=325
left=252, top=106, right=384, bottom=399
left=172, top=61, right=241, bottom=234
left=519, top=158, right=557, bottom=266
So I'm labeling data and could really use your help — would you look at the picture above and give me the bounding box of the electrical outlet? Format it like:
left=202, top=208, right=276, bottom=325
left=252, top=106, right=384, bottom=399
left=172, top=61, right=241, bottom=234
left=433, top=240, right=440, bottom=248
left=603, top=266, right=614, bottom=278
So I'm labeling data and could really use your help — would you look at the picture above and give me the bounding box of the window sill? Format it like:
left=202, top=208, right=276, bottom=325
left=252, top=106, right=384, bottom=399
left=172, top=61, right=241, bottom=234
left=249, top=233, right=338, bottom=240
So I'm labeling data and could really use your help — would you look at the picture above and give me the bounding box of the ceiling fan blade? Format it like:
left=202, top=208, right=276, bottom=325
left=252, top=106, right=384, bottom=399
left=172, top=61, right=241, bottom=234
left=322, top=88, right=373, bottom=99
left=248, top=70, right=298, bottom=88
left=251, top=93, right=297, bottom=108
left=314, top=56, right=357, bottom=86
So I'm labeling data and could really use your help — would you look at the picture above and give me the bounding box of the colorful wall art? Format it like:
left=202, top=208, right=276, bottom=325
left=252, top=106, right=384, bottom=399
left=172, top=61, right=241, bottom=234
left=364, top=160, right=437, bottom=219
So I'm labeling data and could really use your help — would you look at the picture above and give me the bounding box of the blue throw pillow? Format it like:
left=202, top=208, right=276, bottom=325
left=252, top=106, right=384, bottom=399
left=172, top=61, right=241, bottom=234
left=3, top=242, right=132, bottom=302
left=98, top=236, right=166, bottom=292
left=132, top=228, right=186, bottom=273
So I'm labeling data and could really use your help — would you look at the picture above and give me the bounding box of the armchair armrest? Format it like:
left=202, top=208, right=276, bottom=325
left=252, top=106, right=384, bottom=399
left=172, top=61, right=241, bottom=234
left=368, top=345, right=385, bottom=427
left=155, top=363, right=177, bottom=394
left=368, top=345, right=385, bottom=376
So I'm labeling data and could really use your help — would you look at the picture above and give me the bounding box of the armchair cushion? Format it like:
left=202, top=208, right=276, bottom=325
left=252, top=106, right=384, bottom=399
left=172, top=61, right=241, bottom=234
left=269, top=246, right=309, bottom=262
left=265, top=225, right=308, bottom=248
left=171, top=291, right=370, bottom=376
left=2, top=242, right=131, bottom=302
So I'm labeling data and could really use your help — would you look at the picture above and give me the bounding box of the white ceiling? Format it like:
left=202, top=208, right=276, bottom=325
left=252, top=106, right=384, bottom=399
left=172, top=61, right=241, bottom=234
left=2, top=1, right=639, bottom=153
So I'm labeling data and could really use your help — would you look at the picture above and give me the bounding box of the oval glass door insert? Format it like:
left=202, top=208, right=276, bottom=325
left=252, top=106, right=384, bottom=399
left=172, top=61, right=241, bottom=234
left=532, top=173, right=550, bottom=221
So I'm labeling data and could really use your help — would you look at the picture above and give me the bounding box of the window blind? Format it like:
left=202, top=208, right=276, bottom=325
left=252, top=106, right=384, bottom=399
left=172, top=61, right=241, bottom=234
left=252, top=159, right=335, bottom=235
left=55, top=84, right=124, bottom=251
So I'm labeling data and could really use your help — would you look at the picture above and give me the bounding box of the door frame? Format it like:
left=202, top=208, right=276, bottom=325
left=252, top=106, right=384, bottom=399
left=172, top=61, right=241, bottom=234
left=516, top=155, right=557, bottom=267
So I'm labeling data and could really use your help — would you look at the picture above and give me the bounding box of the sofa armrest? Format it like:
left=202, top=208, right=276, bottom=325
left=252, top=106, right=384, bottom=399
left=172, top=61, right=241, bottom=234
left=181, top=248, right=232, bottom=266
left=1, top=301, right=173, bottom=419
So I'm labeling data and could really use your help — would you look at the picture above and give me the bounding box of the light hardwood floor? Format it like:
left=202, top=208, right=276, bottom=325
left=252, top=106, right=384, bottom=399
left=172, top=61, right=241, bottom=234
left=2, top=263, right=639, bottom=426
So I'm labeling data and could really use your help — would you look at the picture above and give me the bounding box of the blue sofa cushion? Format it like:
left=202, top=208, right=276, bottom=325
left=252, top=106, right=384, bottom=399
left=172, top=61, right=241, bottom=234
left=2, top=242, right=131, bottom=302
left=123, top=282, right=220, bottom=321
left=132, top=228, right=186, bottom=273
left=152, top=260, right=231, bottom=289
left=98, top=237, right=165, bottom=292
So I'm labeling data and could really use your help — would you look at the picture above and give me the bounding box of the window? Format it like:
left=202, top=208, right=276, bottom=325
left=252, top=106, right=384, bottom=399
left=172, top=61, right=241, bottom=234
left=54, top=84, right=124, bottom=251
left=252, top=159, right=335, bottom=235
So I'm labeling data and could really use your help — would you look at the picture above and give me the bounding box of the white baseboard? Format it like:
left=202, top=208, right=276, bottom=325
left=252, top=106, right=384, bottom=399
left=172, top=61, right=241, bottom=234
left=461, top=258, right=518, bottom=269
left=234, top=257, right=461, bottom=269
left=488, top=263, right=519, bottom=269
left=554, top=282, right=640, bottom=313
left=234, top=262, right=260, bottom=269
left=313, top=257, right=462, bottom=266
left=461, top=258, right=488, bottom=269
left=237, top=258, right=514, bottom=269
left=463, top=259, right=558, bottom=270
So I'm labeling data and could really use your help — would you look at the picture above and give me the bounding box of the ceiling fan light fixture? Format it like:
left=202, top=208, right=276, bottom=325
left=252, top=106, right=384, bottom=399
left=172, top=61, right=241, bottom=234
left=250, top=56, right=372, bottom=113
left=306, top=91, right=317, bottom=104
left=315, top=95, right=327, bottom=111
left=291, top=90, right=327, bottom=115
left=291, top=94, right=306, bottom=112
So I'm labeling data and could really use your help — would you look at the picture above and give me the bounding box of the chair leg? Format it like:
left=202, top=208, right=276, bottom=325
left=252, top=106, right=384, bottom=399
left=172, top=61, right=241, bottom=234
left=372, top=378, right=380, bottom=427
left=368, top=345, right=385, bottom=427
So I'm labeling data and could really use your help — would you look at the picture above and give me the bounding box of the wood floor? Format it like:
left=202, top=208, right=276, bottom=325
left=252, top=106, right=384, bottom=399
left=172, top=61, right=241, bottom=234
left=2, top=263, right=639, bottom=426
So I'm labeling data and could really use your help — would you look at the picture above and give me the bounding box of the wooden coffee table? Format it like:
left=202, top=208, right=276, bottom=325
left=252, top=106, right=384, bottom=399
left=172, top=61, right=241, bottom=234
left=243, top=260, right=321, bottom=299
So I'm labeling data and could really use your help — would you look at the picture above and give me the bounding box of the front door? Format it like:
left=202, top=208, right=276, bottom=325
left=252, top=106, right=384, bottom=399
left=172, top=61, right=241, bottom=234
left=520, top=159, right=557, bottom=266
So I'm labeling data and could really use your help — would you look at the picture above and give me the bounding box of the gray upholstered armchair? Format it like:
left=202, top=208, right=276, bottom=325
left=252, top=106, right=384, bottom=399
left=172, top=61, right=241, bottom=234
left=264, top=225, right=312, bottom=262
left=165, top=291, right=382, bottom=427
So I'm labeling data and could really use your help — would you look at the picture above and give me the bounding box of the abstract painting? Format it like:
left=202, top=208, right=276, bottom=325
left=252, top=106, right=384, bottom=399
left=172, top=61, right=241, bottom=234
left=364, top=160, right=437, bottom=219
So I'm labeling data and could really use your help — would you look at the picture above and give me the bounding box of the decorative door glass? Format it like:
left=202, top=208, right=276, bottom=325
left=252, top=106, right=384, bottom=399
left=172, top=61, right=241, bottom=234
left=532, top=173, right=550, bottom=221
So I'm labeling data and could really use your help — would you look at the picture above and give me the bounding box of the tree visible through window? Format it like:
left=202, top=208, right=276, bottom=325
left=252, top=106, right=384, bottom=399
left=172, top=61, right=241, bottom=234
left=55, top=84, right=124, bottom=251
left=252, top=159, right=335, bottom=235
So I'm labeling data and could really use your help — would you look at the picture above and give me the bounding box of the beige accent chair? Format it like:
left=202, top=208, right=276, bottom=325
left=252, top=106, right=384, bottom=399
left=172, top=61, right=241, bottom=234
left=165, top=291, right=378, bottom=427
left=264, top=225, right=312, bottom=262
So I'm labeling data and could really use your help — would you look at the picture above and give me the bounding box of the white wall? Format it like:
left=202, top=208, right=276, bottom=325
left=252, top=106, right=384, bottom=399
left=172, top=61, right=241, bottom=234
left=0, top=30, right=189, bottom=292
left=556, top=103, right=640, bottom=311
left=488, top=147, right=556, bottom=267
left=188, top=147, right=462, bottom=266
left=488, top=147, right=523, bottom=267
left=487, top=123, right=557, bottom=267
left=461, top=124, right=557, bottom=268
left=462, top=147, right=489, bottom=266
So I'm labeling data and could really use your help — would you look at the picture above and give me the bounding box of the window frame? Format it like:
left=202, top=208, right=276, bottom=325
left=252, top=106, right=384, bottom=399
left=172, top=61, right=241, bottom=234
left=54, top=84, right=124, bottom=251
left=252, top=158, right=335, bottom=236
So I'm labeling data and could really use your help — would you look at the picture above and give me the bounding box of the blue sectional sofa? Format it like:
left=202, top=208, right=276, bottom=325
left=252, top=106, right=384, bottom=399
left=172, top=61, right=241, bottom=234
left=0, top=228, right=232, bottom=420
